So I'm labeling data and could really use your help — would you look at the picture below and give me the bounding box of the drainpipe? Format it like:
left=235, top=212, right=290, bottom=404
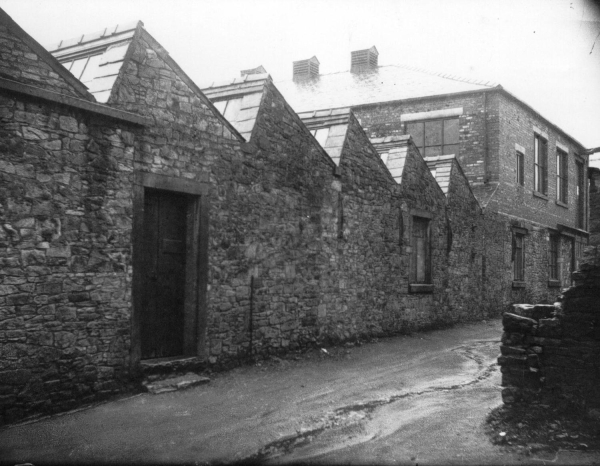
left=249, top=275, right=254, bottom=360
left=483, top=90, right=489, bottom=183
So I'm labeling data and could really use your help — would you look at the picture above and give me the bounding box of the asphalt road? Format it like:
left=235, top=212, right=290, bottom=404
left=1, top=319, right=599, bottom=465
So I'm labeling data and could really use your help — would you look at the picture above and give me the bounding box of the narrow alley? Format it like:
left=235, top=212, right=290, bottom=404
left=2, top=319, right=598, bottom=465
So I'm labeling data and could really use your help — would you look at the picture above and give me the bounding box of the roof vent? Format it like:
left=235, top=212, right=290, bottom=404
left=240, top=65, right=267, bottom=76
left=351, top=46, right=378, bottom=72
left=293, top=56, right=319, bottom=81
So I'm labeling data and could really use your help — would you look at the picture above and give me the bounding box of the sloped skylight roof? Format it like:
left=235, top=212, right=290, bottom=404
left=47, top=22, right=139, bottom=103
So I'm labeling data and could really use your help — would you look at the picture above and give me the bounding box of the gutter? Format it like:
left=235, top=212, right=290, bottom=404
left=585, top=147, right=600, bottom=156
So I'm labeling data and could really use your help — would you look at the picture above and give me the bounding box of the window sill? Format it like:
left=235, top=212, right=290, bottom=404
left=555, top=200, right=568, bottom=209
left=512, top=281, right=526, bottom=289
left=548, top=280, right=561, bottom=288
left=409, top=284, right=434, bottom=294
left=532, top=191, right=548, bottom=201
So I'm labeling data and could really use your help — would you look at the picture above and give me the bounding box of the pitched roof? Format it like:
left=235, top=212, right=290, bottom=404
left=424, top=154, right=455, bottom=195
left=276, top=64, right=497, bottom=113
left=201, top=73, right=269, bottom=141
left=47, top=21, right=140, bottom=103
left=298, top=108, right=351, bottom=165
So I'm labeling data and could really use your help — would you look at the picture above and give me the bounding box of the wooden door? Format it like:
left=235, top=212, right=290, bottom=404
left=141, top=189, right=187, bottom=359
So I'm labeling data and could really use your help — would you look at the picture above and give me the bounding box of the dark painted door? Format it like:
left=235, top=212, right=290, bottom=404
left=141, top=189, right=187, bottom=359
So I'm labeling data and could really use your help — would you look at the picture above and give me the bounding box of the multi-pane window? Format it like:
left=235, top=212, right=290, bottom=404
left=411, top=217, right=431, bottom=284
left=405, top=118, right=459, bottom=157
left=310, top=128, right=330, bottom=146
left=513, top=232, right=525, bottom=281
left=534, top=134, right=548, bottom=194
left=556, top=148, right=568, bottom=203
left=62, top=54, right=102, bottom=83
left=516, top=151, right=524, bottom=186
left=549, top=234, right=559, bottom=281
left=212, top=98, right=242, bottom=121
left=576, top=161, right=585, bottom=229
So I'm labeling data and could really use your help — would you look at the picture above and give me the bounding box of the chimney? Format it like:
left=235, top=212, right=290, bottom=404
left=293, top=56, right=320, bottom=81
left=351, top=46, right=378, bottom=72
left=240, top=65, right=267, bottom=77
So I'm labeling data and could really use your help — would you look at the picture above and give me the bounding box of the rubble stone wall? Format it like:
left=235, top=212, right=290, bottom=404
left=0, top=22, right=84, bottom=98
left=498, top=246, right=600, bottom=410
left=0, top=91, right=138, bottom=424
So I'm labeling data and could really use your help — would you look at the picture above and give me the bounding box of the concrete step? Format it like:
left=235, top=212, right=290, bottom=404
left=143, top=372, right=210, bottom=395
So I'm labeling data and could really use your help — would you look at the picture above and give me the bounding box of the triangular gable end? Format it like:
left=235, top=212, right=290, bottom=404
left=131, top=27, right=245, bottom=142
left=0, top=7, right=94, bottom=101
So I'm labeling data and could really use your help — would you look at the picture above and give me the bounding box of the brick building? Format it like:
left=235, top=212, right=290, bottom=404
left=277, top=47, right=590, bottom=304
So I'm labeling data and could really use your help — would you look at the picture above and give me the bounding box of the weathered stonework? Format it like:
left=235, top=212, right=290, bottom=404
left=0, top=90, right=139, bottom=425
left=498, top=246, right=600, bottom=410
left=0, top=10, right=593, bottom=426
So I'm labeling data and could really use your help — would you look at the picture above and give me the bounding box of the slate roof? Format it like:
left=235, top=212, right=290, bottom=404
left=424, top=155, right=455, bottom=195
left=276, top=64, right=497, bottom=113
left=46, top=22, right=140, bottom=103
left=202, top=74, right=269, bottom=141
left=298, top=108, right=351, bottom=165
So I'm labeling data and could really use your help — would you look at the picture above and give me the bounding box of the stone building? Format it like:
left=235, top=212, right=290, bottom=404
left=277, top=48, right=590, bottom=304
left=0, top=9, right=149, bottom=422
left=0, top=9, right=593, bottom=425
left=0, top=12, right=454, bottom=424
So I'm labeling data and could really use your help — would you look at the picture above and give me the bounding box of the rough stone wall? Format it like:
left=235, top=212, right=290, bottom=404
left=396, top=141, right=451, bottom=328
left=320, top=114, right=402, bottom=340
left=109, top=30, right=256, bottom=363
left=0, top=22, right=84, bottom=99
left=0, top=91, right=137, bottom=424
left=494, top=92, right=588, bottom=231
left=224, top=81, right=337, bottom=356
left=498, top=246, right=600, bottom=410
left=445, top=161, right=486, bottom=319
left=589, top=167, right=600, bottom=246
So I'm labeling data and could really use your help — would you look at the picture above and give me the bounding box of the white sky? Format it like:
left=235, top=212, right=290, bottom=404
left=2, top=0, right=600, bottom=149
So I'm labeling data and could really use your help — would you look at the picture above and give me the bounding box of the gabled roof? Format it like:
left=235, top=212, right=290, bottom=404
left=202, top=74, right=270, bottom=141
left=424, top=154, right=455, bottom=195
left=276, top=64, right=497, bottom=113
left=298, top=108, right=351, bottom=165
left=0, top=7, right=94, bottom=101
left=47, top=21, right=140, bottom=103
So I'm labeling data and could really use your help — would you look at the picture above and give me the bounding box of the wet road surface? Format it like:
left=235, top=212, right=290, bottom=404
left=1, top=319, right=599, bottom=465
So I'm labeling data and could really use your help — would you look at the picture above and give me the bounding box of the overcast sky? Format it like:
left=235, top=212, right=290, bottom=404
left=2, top=0, right=600, bottom=150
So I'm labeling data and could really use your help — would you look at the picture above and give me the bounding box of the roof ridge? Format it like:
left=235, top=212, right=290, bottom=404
left=389, top=63, right=497, bottom=88
left=203, top=73, right=271, bottom=90
left=275, top=63, right=497, bottom=88
left=46, top=21, right=142, bottom=52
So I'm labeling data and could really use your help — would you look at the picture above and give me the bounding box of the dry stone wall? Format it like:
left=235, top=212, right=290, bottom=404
left=498, top=246, right=600, bottom=410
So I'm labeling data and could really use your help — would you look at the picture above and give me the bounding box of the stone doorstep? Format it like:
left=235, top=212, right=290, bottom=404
left=143, top=373, right=210, bottom=395
left=140, top=356, right=203, bottom=378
